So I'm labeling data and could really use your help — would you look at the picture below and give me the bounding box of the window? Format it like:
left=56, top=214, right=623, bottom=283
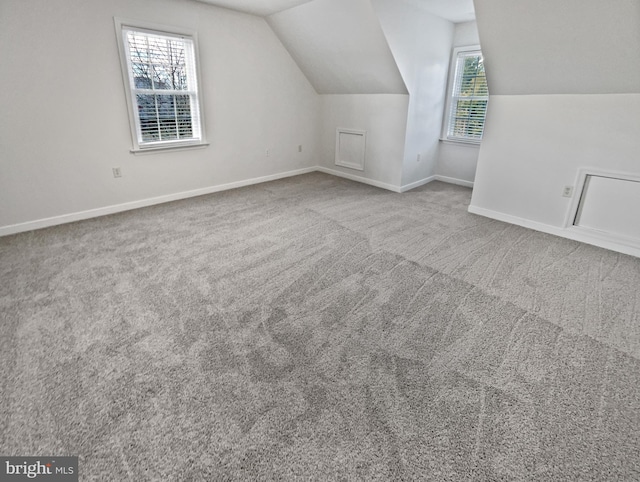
left=443, top=46, right=488, bottom=143
left=115, top=19, right=206, bottom=152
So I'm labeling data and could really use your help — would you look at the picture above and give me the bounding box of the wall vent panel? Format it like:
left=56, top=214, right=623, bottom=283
left=335, top=128, right=366, bottom=171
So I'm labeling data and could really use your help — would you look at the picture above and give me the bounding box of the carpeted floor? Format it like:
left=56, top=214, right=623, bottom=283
left=1, top=172, right=639, bottom=480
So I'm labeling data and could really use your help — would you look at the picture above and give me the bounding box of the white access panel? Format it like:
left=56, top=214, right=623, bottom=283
left=574, top=175, right=640, bottom=241
left=335, top=129, right=366, bottom=171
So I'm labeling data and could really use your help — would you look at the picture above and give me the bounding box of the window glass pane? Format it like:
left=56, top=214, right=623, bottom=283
left=146, top=36, right=172, bottom=64
left=157, top=94, right=178, bottom=140
left=127, top=32, right=149, bottom=61
left=452, top=99, right=487, bottom=138
left=152, top=64, right=187, bottom=90
left=473, top=63, right=488, bottom=96
left=175, top=95, right=193, bottom=138
left=136, top=94, right=159, bottom=141
left=132, top=63, right=152, bottom=89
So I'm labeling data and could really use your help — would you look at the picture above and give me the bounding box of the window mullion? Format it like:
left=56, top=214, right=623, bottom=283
left=153, top=95, right=161, bottom=141
left=173, top=95, right=180, bottom=140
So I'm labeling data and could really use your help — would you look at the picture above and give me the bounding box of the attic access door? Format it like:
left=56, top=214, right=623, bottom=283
left=571, top=172, right=640, bottom=245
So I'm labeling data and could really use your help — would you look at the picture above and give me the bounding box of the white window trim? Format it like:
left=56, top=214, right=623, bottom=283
left=114, top=18, right=207, bottom=153
left=440, top=45, right=487, bottom=146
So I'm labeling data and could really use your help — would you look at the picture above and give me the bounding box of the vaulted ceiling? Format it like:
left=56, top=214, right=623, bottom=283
left=266, top=0, right=408, bottom=94
left=193, top=0, right=475, bottom=23
left=194, top=0, right=314, bottom=17
left=191, top=0, right=474, bottom=95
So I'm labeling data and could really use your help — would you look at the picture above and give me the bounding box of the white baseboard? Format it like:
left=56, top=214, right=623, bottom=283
left=0, top=167, right=317, bottom=237
left=468, top=204, right=640, bottom=259
left=400, top=176, right=436, bottom=192
left=434, top=175, right=474, bottom=188
left=316, top=168, right=472, bottom=193
left=315, top=166, right=402, bottom=193
left=0, top=166, right=476, bottom=238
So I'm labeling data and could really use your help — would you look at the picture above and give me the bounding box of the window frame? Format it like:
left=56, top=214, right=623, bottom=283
left=441, top=45, right=488, bottom=145
left=114, top=18, right=207, bottom=153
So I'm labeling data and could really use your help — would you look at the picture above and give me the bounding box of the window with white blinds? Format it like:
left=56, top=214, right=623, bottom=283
left=116, top=20, right=205, bottom=151
left=444, top=47, right=488, bottom=143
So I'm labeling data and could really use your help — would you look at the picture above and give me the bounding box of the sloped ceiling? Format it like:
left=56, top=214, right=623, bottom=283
left=194, top=0, right=313, bottom=16
left=266, top=0, right=407, bottom=94
left=194, top=0, right=474, bottom=22
left=192, top=0, right=476, bottom=95
left=474, top=0, right=640, bottom=95
left=404, top=0, right=475, bottom=23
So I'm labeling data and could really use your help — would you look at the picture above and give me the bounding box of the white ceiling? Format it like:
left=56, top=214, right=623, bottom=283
left=194, top=0, right=476, bottom=22
left=194, top=0, right=313, bottom=16
left=404, top=0, right=476, bottom=23
left=267, top=0, right=408, bottom=94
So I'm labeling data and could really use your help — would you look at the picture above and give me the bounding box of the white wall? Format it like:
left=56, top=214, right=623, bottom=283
left=319, top=95, right=409, bottom=189
left=471, top=94, right=640, bottom=227
left=452, top=20, right=479, bottom=47
left=372, top=0, right=454, bottom=188
left=436, top=143, right=479, bottom=186
left=0, top=0, right=319, bottom=232
left=470, top=0, right=640, bottom=256
left=435, top=20, right=480, bottom=185
left=267, top=0, right=452, bottom=192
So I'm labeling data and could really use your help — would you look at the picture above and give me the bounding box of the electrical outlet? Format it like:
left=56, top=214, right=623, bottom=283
left=112, top=167, right=122, bottom=178
left=298, top=145, right=302, bottom=153
left=562, top=186, right=573, bottom=198
left=417, top=153, right=421, bottom=162
left=266, top=149, right=270, bottom=157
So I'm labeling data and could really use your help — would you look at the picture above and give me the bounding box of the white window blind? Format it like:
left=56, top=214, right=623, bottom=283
left=445, top=48, right=488, bottom=142
left=118, top=23, right=204, bottom=150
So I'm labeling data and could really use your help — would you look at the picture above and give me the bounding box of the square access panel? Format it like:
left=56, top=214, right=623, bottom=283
left=573, top=174, right=640, bottom=242
left=335, top=128, right=366, bottom=171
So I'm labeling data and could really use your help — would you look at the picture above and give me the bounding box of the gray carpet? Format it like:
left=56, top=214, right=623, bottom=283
left=1, top=172, right=639, bottom=480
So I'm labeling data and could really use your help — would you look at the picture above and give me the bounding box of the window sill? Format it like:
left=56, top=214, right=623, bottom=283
left=130, top=142, right=209, bottom=155
left=439, top=138, right=482, bottom=147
